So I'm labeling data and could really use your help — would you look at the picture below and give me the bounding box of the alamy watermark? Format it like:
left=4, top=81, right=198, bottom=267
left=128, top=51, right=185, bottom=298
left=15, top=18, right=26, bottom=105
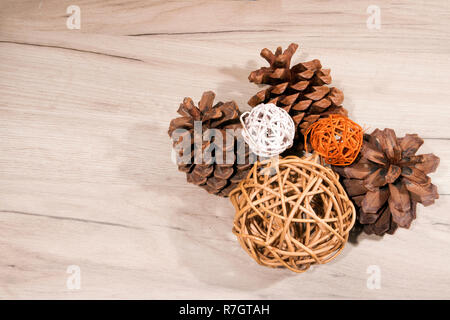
left=366, top=265, right=381, bottom=289
left=66, top=265, right=81, bottom=290
left=366, top=5, right=381, bottom=30
left=66, top=5, right=81, bottom=30
left=171, top=123, right=263, bottom=167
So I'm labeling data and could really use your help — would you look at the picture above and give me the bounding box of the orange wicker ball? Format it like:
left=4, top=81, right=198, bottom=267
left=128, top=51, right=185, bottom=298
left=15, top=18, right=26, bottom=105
left=305, top=115, right=364, bottom=166
left=229, top=154, right=356, bottom=273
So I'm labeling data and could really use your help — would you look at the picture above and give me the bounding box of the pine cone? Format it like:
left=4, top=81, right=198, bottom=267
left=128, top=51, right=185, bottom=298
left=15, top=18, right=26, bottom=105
left=248, top=43, right=348, bottom=150
left=168, top=91, right=251, bottom=197
left=334, top=129, right=440, bottom=236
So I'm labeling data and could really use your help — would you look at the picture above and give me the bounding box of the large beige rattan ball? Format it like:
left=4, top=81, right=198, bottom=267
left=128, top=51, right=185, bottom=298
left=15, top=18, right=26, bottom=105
left=229, top=154, right=355, bottom=273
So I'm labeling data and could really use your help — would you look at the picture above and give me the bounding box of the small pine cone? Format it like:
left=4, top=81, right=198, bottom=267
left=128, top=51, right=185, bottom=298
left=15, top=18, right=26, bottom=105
left=334, top=129, right=440, bottom=236
left=248, top=43, right=347, bottom=151
left=168, top=91, right=251, bottom=197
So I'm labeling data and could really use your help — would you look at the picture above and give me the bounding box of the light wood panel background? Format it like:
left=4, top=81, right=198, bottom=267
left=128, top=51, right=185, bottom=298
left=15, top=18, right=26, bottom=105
left=0, top=0, right=449, bottom=299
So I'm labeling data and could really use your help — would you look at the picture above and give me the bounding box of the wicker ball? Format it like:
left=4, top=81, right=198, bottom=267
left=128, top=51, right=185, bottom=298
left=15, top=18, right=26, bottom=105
left=240, top=103, right=295, bottom=158
left=305, top=114, right=363, bottom=166
left=229, top=154, right=355, bottom=273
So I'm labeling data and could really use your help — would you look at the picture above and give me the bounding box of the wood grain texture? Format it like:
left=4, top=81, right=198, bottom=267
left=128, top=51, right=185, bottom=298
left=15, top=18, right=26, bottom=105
left=0, top=0, right=449, bottom=299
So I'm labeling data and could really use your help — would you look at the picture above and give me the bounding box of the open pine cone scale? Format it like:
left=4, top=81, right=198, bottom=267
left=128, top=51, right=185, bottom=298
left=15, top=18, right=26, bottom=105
left=335, top=128, right=439, bottom=235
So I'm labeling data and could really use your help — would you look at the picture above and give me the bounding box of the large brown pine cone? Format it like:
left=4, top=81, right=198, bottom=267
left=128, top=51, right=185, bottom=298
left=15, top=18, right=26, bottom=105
left=168, top=91, right=252, bottom=197
left=248, top=43, right=348, bottom=151
left=334, top=129, right=440, bottom=236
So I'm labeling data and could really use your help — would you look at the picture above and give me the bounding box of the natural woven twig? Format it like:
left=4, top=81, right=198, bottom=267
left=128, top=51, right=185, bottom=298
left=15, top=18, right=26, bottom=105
left=230, top=154, right=355, bottom=273
left=305, top=114, right=363, bottom=166
left=240, top=103, right=295, bottom=158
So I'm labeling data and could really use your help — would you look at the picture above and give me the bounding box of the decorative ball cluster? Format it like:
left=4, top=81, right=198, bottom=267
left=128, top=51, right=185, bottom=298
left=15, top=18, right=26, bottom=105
left=305, top=114, right=364, bottom=166
left=240, top=103, right=295, bottom=158
left=229, top=154, right=356, bottom=273
left=167, top=43, right=442, bottom=276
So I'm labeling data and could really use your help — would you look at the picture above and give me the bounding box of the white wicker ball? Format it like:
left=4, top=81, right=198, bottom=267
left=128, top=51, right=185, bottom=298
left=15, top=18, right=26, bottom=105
left=240, top=103, right=295, bottom=158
